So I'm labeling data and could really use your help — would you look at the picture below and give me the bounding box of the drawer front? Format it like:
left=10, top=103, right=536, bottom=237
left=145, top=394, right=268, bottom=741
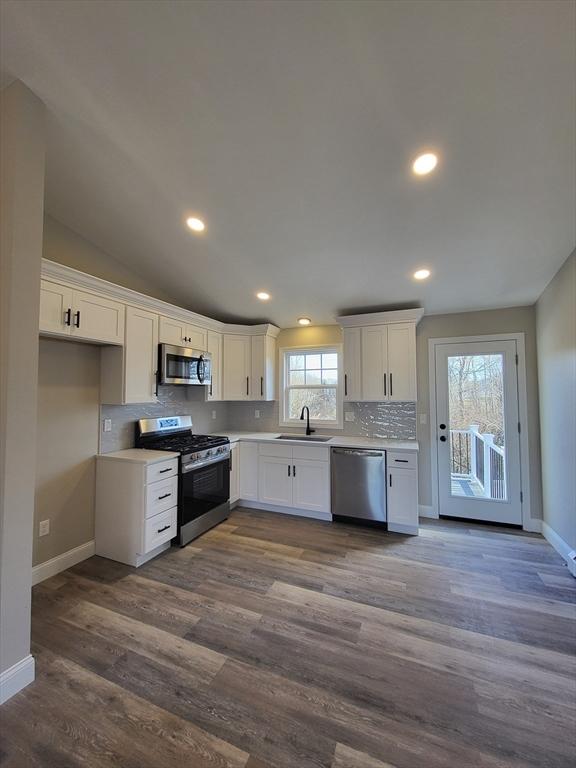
left=292, top=444, right=329, bottom=462
left=144, top=507, right=177, bottom=553
left=146, top=458, right=178, bottom=484
left=387, top=451, right=417, bottom=470
left=258, top=442, right=293, bottom=459
left=146, top=476, right=178, bottom=518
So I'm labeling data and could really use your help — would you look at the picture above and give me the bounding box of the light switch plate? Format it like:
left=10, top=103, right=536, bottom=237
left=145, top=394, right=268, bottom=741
left=39, top=519, right=50, bottom=537
left=344, top=411, right=355, bottom=422
left=103, top=419, right=112, bottom=433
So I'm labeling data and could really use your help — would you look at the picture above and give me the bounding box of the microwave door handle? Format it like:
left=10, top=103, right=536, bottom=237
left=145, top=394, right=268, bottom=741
left=197, top=355, right=205, bottom=384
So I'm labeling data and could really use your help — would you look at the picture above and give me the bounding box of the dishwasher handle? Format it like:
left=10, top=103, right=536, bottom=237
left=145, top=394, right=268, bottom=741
left=332, top=448, right=385, bottom=458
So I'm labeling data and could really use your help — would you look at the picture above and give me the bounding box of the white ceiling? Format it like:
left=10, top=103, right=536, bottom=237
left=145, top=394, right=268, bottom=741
left=2, top=0, right=575, bottom=327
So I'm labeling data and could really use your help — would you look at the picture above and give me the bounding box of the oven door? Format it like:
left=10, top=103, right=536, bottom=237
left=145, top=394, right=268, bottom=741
left=160, top=344, right=212, bottom=386
left=180, top=456, right=230, bottom=532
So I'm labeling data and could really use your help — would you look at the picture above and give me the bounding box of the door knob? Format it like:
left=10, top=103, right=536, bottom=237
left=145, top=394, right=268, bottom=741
left=439, top=423, right=446, bottom=430
left=439, top=435, right=447, bottom=442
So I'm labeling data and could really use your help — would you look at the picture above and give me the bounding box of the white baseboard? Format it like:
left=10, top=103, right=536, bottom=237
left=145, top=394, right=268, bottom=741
left=542, top=522, right=576, bottom=577
left=523, top=518, right=542, bottom=534
left=0, top=655, right=35, bottom=704
left=239, top=500, right=332, bottom=521
left=32, top=540, right=95, bottom=586
left=419, top=505, right=438, bottom=519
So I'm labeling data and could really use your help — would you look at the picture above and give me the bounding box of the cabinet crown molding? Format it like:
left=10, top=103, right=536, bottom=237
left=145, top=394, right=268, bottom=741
left=41, top=259, right=280, bottom=336
left=337, top=308, right=424, bottom=327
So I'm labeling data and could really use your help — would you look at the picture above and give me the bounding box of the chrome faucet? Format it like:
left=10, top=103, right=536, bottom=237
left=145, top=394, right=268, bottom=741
left=300, top=406, right=315, bottom=436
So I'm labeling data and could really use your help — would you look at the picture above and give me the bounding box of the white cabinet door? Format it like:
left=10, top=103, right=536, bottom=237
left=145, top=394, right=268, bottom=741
left=124, top=306, right=159, bottom=403
left=343, top=327, right=362, bottom=401
left=239, top=441, right=259, bottom=500
left=230, top=444, right=240, bottom=503
left=387, top=467, right=418, bottom=534
left=259, top=456, right=293, bottom=507
left=39, top=280, right=73, bottom=335
left=71, top=290, right=125, bottom=344
left=387, top=323, right=417, bottom=401
left=159, top=316, right=187, bottom=346
left=292, top=459, right=330, bottom=514
left=223, top=334, right=251, bottom=400
left=186, top=324, right=207, bottom=351
left=250, top=335, right=276, bottom=401
left=206, top=330, right=223, bottom=401
left=361, top=326, right=387, bottom=401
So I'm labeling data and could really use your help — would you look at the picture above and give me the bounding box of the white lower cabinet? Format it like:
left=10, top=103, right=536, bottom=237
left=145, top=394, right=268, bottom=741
left=95, top=450, right=179, bottom=566
left=259, top=456, right=293, bottom=507
left=229, top=443, right=240, bottom=504
left=292, top=459, right=330, bottom=514
left=239, top=441, right=259, bottom=500
left=387, top=451, right=419, bottom=534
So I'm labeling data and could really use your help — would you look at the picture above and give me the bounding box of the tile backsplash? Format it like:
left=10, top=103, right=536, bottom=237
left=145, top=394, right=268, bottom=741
left=100, top=388, right=416, bottom=453
left=226, top=400, right=417, bottom=440
left=100, top=386, right=229, bottom=453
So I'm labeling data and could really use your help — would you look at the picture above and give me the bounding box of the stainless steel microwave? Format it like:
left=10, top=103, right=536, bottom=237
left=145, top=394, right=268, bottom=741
left=159, top=344, right=212, bottom=386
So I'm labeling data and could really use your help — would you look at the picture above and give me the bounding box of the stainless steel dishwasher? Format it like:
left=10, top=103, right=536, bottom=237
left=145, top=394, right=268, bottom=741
left=331, top=447, right=387, bottom=522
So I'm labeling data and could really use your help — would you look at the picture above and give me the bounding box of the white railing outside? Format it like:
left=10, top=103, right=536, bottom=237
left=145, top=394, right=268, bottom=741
left=450, top=424, right=506, bottom=500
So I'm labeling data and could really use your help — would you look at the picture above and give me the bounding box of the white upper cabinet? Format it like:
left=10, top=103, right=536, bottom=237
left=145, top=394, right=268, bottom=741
left=206, top=330, right=223, bottom=401
left=251, top=335, right=276, bottom=401
left=343, top=327, right=362, bottom=401
left=39, top=280, right=124, bottom=345
left=123, top=306, right=159, bottom=403
left=159, top=315, right=207, bottom=351
left=339, top=309, right=422, bottom=403
left=223, top=334, right=251, bottom=400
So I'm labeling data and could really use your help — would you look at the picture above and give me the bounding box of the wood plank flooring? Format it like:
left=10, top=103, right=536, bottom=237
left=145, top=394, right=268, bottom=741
left=2, top=509, right=575, bottom=768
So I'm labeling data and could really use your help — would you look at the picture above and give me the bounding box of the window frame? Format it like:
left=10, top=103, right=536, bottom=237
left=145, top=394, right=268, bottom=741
left=279, top=344, right=343, bottom=430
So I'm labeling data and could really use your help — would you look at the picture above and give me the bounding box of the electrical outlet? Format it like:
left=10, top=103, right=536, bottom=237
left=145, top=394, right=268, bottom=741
left=419, top=413, right=428, bottom=425
left=254, top=410, right=260, bottom=419
left=103, top=418, right=112, bottom=433
left=39, top=519, right=50, bottom=537
left=212, top=410, right=217, bottom=419
left=344, top=411, right=355, bottom=422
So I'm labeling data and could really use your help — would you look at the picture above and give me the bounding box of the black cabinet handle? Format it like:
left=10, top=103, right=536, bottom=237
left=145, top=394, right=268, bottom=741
left=389, top=373, right=393, bottom=397
left=288, top=465, right=291, bottom=477
left=394, top=459, right=409, bottom=463
left=383, top=374, right=387, bottom=397
left=440, top=435, right=447, bottom=442
left=158, top=493, right=171, bottom=500
left=157, top=524, right=171, bottom=533
left=158, top=467, right=171, bottom=474
left=260, top=376, right=263, bottom=397
left=389, top=474, right=392, bottom=487
left=64, top=308, right=71, bottom=326
left=246, top=376, right=249, bottom=396
left=209, top=380, right=213, bottom=397
left=293, top=465, right=296, bottom=477
left=344, top=374, right=348, bottom=397
left=74, top=310, right=80, bottom=328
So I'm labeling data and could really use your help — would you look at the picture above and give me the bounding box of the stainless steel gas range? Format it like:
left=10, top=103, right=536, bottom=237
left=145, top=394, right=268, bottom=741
left=135, top=415, right=230, bottom=546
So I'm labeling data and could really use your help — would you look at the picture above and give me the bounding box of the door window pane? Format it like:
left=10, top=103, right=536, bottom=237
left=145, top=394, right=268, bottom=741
left=447, top=354, right=507, bottom=501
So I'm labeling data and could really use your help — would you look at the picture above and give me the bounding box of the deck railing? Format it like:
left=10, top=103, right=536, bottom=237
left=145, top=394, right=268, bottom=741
left=450, top=425, right=506, bottom=500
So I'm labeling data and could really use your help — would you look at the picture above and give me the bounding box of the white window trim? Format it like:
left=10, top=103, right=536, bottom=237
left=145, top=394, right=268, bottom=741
left=279, top=344, right=344, bottom=430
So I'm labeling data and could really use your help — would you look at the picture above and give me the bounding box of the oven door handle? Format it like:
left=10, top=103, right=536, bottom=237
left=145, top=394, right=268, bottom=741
left=182, top=453, right=230, bottom=473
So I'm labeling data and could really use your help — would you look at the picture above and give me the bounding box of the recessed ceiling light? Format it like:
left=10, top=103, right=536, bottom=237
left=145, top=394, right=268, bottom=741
left=298, top=317, right=311, bottom=326
left=186, top=217, right=205, bottom=232
left=413, top=268, right=431, bottom=280
left=412, top=153, right=438, bottom=176
left=256, top=291, right=270, bottom=301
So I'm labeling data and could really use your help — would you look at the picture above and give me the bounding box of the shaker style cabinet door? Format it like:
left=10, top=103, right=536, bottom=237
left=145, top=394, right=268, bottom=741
left=70, top=290, right=125, bottom=344
left=223, top=334, right=251, bottom=400
left=39, top=280, right=73, bottom=335
left=258, top=456, right=293, bottom=508
left=343, top=327, right=362, bottom=401
left=360, top=326, right=387, bottom=401
left=124, top=306, right=159, bottom=403
left=386, top=323, right=417, bottom=401
left=206, top=330, right=223, bottom=401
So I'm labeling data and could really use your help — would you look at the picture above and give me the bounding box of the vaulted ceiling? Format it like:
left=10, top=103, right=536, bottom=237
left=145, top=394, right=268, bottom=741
left=2, top=0, right=574, bottom=327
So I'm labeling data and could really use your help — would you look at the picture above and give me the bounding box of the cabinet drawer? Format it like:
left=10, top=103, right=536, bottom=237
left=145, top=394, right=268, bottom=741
left=259, top=442, right=293, bottom=459
left=146, top=458, right=178, bottom=483
left=387, top=451, right=417, bottom=470
left=144, top=507, right=177, bottom=553
left=146, top=476, right=178, bottom=518
left=292, top=445, right=329, bottom=462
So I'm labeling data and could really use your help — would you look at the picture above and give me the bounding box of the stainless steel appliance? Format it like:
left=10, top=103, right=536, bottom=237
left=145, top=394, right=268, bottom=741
left=159, top=344, right=212, bottom=386
left=136, top=415, right=229, bottom=545
left=331, top=447, right=387, bottom=523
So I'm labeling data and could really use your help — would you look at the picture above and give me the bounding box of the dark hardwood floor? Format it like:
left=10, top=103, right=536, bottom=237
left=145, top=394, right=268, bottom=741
left=2, top=509, right=575, bottom=768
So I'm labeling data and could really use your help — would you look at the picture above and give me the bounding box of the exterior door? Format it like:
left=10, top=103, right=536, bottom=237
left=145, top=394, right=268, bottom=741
left=434, top=340, right=522, bottom=524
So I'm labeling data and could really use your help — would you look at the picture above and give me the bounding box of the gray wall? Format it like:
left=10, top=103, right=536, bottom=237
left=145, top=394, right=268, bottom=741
left=536, top=250, right=576, bottom=549
left=416, top=306, right=542, bottom=519
left=35, top=339, right=100, bottom=567
left=0, top=82, right=45, bottom=677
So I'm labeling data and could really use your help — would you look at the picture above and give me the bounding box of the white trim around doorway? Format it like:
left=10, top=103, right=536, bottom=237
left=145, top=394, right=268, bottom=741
left=428, top=333, right=537, bottom=531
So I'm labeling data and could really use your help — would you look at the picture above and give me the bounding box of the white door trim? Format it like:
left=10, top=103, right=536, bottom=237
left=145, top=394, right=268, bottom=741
left=429, top=333, right=535, bottom=531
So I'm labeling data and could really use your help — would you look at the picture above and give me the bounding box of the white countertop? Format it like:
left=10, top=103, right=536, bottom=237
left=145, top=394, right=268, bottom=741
left=97, top=449, right=180, bottom=464
left=212, top=431, right=418, bottom=452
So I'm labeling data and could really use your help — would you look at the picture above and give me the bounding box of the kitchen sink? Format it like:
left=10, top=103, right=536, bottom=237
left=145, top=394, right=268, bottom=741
left=276, top=434, right=332, bottom=442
